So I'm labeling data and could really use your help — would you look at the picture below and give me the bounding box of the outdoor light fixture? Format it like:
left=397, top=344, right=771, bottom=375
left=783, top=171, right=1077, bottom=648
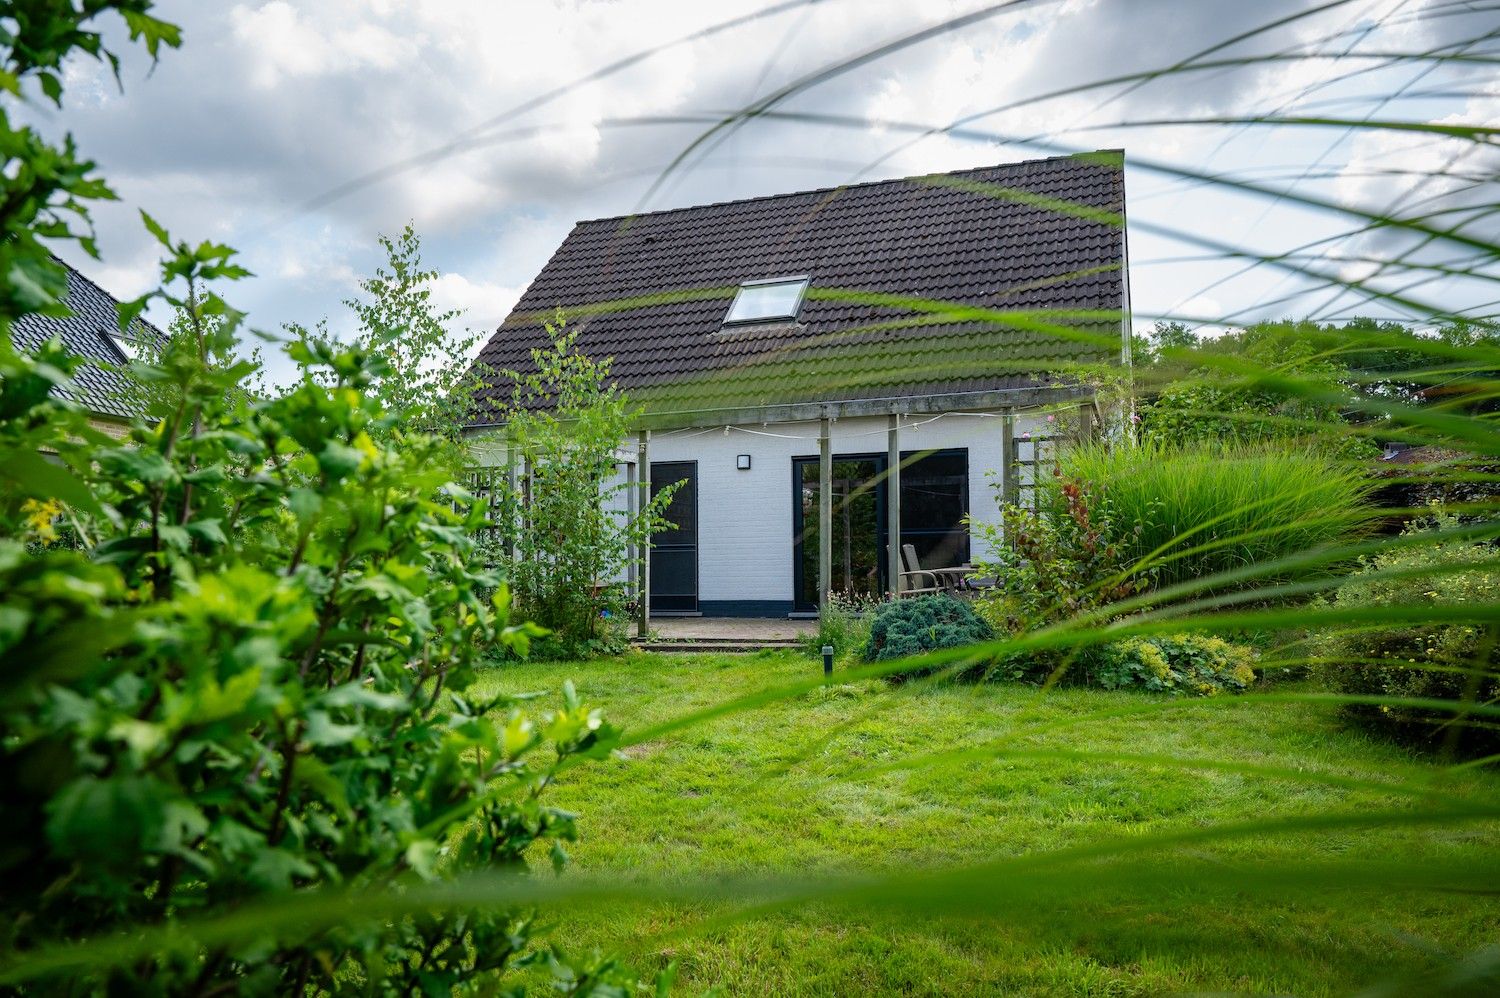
left=822, top=644, right=834, bottom=676
left=736, top=454, right=752, bottom=470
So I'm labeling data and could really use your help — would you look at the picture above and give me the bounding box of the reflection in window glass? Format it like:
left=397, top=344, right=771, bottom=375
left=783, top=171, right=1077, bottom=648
left=901, top=450, right=969, bottom=568
left=107, top=330, right=144, bottom=362
left=724, top=276, right=809, bottom=324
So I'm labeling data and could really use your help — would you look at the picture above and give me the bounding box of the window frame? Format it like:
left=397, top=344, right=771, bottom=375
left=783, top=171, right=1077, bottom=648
left=721, top=274, right=811, bottom=327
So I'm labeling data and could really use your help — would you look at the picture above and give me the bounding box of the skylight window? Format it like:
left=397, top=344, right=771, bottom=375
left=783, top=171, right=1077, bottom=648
left=105, top=328, right=144, bottom=363
left=723, top=275, right=809, bottom=325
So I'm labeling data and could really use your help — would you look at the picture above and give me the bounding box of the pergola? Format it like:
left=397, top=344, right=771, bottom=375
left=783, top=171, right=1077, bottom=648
left=623, top=384, right=1096, bottom=634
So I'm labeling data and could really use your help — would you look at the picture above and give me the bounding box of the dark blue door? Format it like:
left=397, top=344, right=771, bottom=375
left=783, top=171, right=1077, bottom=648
left=650, top=461, right=698, bottom=613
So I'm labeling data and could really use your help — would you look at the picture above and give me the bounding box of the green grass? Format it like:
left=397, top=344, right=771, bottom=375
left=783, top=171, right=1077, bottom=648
left=474, top=652, right=1500, bottom=996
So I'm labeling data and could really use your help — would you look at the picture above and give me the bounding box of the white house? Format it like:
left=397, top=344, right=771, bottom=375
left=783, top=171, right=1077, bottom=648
left=466, top=151, right=1131, bottom=621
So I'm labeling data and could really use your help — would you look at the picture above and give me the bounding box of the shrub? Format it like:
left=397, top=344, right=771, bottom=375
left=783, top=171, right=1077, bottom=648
left=1087, top=634, right=1258, bottom=695
left=1136, top=319, right=1382, bottom=460
left=863, top=594, right=993, bottom=664
left=0, top=261, right=650, bottom=992
left=972, top=476, right=1144, bottom=634
left=1313, top=512, right=1500, bottom=752
left=804, top=590, right=880, bottom=661
left=493, top=315, right=678, bottom=657
left=1059, top=441, right=1379, bottom=593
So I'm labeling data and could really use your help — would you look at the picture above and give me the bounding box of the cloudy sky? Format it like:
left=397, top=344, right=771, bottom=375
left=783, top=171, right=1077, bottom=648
left=30, top=0, right=1500, bottom=381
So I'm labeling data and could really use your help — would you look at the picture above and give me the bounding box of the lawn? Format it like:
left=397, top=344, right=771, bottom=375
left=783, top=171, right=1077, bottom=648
left=473, top=652, right=1500, bottom=996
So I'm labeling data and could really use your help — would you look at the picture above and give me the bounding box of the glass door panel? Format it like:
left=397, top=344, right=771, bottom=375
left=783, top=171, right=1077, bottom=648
left=794, top=457, right=886, bottom=612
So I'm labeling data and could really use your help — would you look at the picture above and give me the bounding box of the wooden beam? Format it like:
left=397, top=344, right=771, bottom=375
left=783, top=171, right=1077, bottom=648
left=818, top=417, right=832, bottom=613
left=887, top=414, right=901, bottom=597
left=462, top=387, right=1096, bottom=438
left=1077, top=400, right=1096, bottom=441
left=637, top=430, right=651, bottom=639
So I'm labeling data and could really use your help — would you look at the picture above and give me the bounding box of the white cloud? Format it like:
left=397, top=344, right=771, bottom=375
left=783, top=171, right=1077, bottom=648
left=20, top=0, right=1495, bottom=378
left=230, top=1, right=417, bottom=88
left=429, top=273, right=523, bottom=336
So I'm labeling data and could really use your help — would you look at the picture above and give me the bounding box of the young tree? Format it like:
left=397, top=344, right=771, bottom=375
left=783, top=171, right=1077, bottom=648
left=495, top=313, right=678, bottom=655
left=343, top=223, right=488, bottom=440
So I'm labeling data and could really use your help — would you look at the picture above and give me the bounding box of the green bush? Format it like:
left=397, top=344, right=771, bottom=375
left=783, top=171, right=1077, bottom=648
left=1136, top=319, right=1382, bottom=460
left=0, top=10, right=645, bottom=975
left=1059, top=441, right=1378, bottom=592
left=1, top=279, right=646, bottom=992
left=972, top=476, right=1144, bottom=634
left=804, top=590, right=879, bottom=662
left=1314, top=513, right=1500, bottom=752
left=863, top=594, right=993, bottom=664
left=494, top=315, right=678, bottom=658
left=1088, top=634, right=1258, bottom=695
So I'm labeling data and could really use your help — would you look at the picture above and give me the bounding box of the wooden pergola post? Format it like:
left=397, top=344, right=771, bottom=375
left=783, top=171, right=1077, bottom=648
left=886, top=413, right=901, bottom=597
left=818, top=416, right=832, bottom=613
left=1000, top=411, right=1018, bottom=508
left=625, top=453, right=638, bottom=594
left=636, top=429, right=651, bottom=639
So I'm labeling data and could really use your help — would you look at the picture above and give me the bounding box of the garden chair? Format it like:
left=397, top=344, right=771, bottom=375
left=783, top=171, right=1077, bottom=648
left=895, top=545, right=941, bottom=598
left=901, top=544, right=973, bottom=596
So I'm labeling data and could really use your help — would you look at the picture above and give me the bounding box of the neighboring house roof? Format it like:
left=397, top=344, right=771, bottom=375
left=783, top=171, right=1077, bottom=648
left=469, top=150, right=1129, bottom=425
left=11, top=258, right=163, bottom=421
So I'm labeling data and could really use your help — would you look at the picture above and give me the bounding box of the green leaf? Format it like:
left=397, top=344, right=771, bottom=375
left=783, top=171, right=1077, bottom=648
left=317, top=441, right=364, bottom=480
left=0, top=448, right=105, bottom=517
left=37, top=71, right=62, bottom=105
left=99, top=446, right=175, bottom=484
left=188, top=667, right=262, bottom=724
left=321, top=683, right=408, bottom=712
left=404, top=839, right=440, bottom=881
left=121, top=11, right=185, bottom=60
left=245, top=848, right=316, bottom=892
left=46, top=776, right=171, bottom=864
left=115, top=294, right=150, bottom=333
left=157, top=524, right=191, bottom=551
left=139, top=209, right=171, bottom=248
left=303, top=710, right=362, bottom=747
left=288, top=487, right=322, bottom=523
left=290, top=756, right=351, bottom=818
left=185, top=519, right=228, bottom=546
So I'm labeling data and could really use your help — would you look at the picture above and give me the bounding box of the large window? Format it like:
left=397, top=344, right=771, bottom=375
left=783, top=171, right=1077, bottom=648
left=792, top=448, right=969, bottom=612
left=723, top=276, right=810, bottom=325
left=898, top=450, right=970, bottom=570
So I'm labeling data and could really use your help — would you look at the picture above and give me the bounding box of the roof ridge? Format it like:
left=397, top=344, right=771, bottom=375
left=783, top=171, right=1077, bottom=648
left=575, top=149, right=1123, bottom=227
left=48, top=252, right=166, bottom=340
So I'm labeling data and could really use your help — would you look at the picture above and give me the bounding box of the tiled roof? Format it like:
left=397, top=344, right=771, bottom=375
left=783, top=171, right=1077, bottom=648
left=11, top=258, right=162, bottom=421
left=469, top=151, right=1127, bottom=423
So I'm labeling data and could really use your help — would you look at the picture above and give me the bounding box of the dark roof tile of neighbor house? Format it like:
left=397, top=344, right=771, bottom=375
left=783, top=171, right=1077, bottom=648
left=469, top=150, right=1128, bottom=423
left=11, top=259, right=163, bottom=421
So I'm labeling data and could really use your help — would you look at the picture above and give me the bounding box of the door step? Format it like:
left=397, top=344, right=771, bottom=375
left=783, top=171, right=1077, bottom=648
left=633, top=637, right=804, bottom=654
